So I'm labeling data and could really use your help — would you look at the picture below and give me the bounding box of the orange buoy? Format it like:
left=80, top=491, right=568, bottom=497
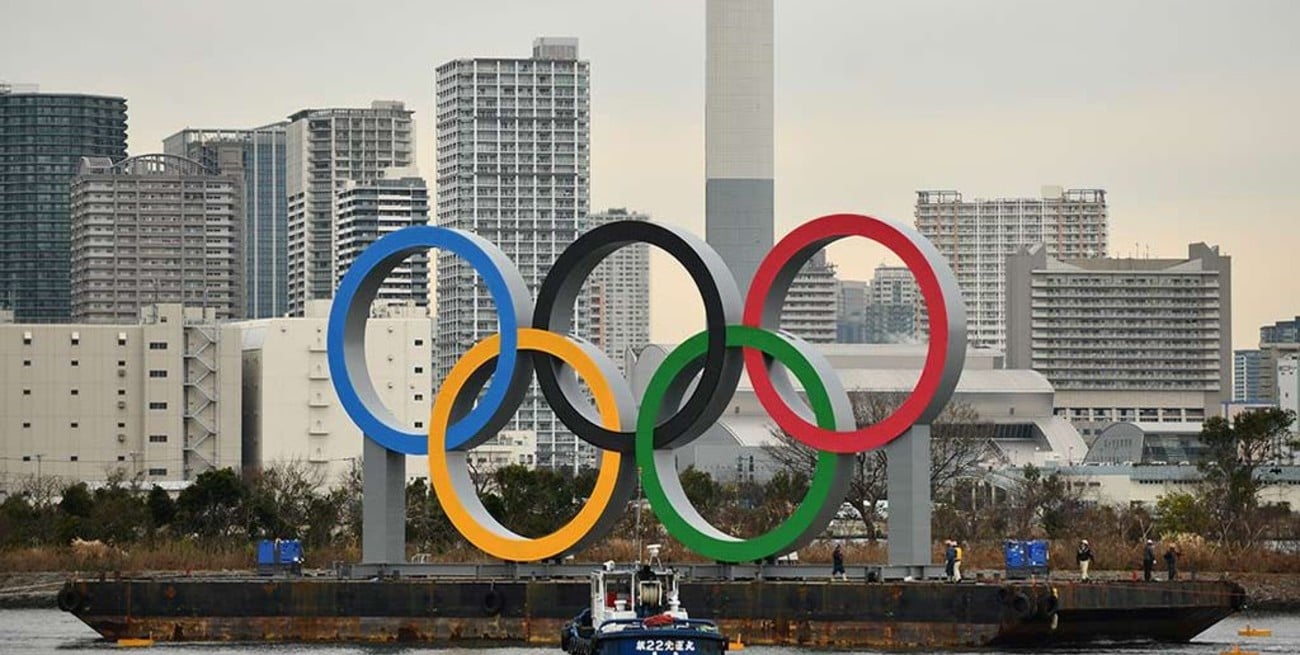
left=1237, top=624, right=1272, bottom=637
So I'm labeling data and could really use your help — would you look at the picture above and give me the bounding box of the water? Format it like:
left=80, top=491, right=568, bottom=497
left=1, top=609, right=1297, bottom=654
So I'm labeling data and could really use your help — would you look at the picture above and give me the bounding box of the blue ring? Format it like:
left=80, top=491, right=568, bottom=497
left=327, top=226, right=526, bottom=453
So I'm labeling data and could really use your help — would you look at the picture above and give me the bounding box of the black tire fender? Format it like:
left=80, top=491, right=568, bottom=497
left=483, top=588, right=505, bottom=616
left=1011, top=592, right=1035, bottom=619
left=1040, top=590, right=1060, bottom=618
left=57, top=585, right=82, bottom=612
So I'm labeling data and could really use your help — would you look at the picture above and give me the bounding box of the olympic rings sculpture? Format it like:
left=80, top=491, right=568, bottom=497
left=328, top=214, right=966, bottom=563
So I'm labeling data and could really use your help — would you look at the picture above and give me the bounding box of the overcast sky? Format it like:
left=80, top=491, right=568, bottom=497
left=6, top=0, right=1298, bottom=348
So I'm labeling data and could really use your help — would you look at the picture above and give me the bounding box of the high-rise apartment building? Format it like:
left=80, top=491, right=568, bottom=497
left=0, top=304, right=241, bottom=495
left=836, top=279, right=869, bottom=343
left=705, top=0, right=773, bottom=295
left=778, top=252, right=837, bottom=343
left=69, top=155, right=243, bottom=323
left=435, top=38, right=591, bottom=469
left=1006, top=242, right=1231, bottom=436
left=916, top=186, right=1108, bottom=352
left=1234, top=349, right=1264, bottom=403
left=163, top=123, right=289, bottom=318
left=285, top=101, right=414, bottom=316
left=1257, top=317, right=1300, bottom=404
left=866, top=265, right=919, bottom=344
left=0, top=86, right=127, bottom=321
left=335, top=168, right=430, bottom=311
left=587, top=208, right=650, bottom=375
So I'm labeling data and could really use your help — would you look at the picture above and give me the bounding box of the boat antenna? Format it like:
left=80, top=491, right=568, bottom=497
left=634, top=467, right=644, bottom=564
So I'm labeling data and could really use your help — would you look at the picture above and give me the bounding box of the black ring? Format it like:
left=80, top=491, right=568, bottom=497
left=532, top=220, right=744, bottom=452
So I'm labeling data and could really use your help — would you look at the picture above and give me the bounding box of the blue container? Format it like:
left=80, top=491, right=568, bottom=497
left=1026, top=540, right=1049, bottom=568
left=1003, top=541, right=1027, bottom=569
left=1004, top=539, right=1050, bottom=579
left=278, top=539, right=303, bottom=564
left=256, top=539, right=277, bottom=566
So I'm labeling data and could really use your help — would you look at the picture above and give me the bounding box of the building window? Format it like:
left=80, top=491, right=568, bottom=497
left=117, top=422, right=126, bottom=428
left=149, top=435, right=168, bottom=443
left=414, top=394, right=424, bottom=401
left=22, top=389, right=30, bottom=395
left=118, top=332, right=127, bottom=346
left=149, top=402, right=167, bottom=410
left=70, top=455, right=78, bottom=462
left=117, top=389, right=127, bottom=396
left=414, top=366, right=424, bottom=374
left=414, top=421, right=424, bottom=428
left=118, top=360, right=126, bottom=367
left=149, top=370, right=168, bottom=378
left=22, top=422, right=30, bottom=428
left=22, top=331, right=31, bottom=345
left=414, top=339, right=424, bottom=346
left=22, top=359, right=30, bottom=367
left=71, top=360, right=79, bottom=367
left=70, top=422, right=78, bottom=428
left=71, top=332, right=80, bottom=345
left=148, top=468, right=167, bottom=476
left=149, top=342, right=168, bottom=350
left=117, top=455, right=126, bottom=462
left=71, top=389, right=79, bottom=396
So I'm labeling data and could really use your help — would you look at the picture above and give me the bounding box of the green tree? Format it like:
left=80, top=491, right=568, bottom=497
left=1155, top=492, right=1211, bottom=536
left=59, top=482, right=94, bottom=518
left=176, top=468, right=249, bottom=538
left=86, top=483, right=149, bottom=544
left=677, top=467, right=723, bottom=522
left=1006, top=464, right=1084, bottom=539
left=405, top=478, right=459, bottom=553
left=1198, top=407, right=1297, bottom=544
left=146, top=485, right=176, bottom=529
left=481, top=465, right=592, bottom=538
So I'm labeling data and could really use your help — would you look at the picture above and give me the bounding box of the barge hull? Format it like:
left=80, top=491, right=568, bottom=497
left=62, top=577, right=1244, bottom=650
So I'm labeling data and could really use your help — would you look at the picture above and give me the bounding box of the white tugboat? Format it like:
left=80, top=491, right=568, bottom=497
left=560, top=549, right=728, bottom=655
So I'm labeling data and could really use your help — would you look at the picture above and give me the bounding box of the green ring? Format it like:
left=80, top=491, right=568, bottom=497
left=636, top=324, right=852, bottom=562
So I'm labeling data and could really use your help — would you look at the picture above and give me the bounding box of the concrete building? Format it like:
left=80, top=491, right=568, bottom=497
left=1257, top=317, right=1300, bottom=404
left=586, top=208, right=650, bottom=375
left=779, top=251, right=837, bottom=343
left=1006, top=242, right=1231, bottom=438
left=836, top=279, right=869, bottom=343
left=70, top=154, right=244, bottom=323
left=866, top=265, right=919, bottom=344
left=1234, top=349, right=1264, bottom=403
left=0, top=86, right=127, bottom=321
left=1058, top=463, right=1300, bottom=508
left=465, top=430, right=537, bottom=473
left=630, top=343, right=1081, bottom=481
left=704, top=0, right=773, bottom=295
left=285, top=101, right=414, bottom=316
left=434, top=38, right=591, bottom=470
left=0, top=305, right=241, bottom=496
left=915, top=186, right=1108, bottom=351
left=163, top=123, right=290, bottom=319
left=239, top=301, right=431, bottom=486
left=335, top=168, right=430, bottom=311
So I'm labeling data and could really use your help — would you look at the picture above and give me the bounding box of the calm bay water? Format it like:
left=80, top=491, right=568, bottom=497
left=1, top=609, right=1297, bottom=654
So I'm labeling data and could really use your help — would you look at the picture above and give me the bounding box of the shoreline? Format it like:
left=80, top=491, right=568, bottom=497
left=6, top=569, right=1300, bottom=612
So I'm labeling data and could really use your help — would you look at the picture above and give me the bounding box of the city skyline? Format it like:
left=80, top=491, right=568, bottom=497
left=4, top=0, right=1298, bottom=349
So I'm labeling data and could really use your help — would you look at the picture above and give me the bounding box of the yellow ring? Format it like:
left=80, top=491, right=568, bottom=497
left=428, top=328, right=626, bottom=561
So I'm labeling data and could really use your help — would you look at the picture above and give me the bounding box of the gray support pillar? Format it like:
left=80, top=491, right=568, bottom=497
left=886, top=424, right=931, bottom=567
left=362, top=436, right=406, bottom=565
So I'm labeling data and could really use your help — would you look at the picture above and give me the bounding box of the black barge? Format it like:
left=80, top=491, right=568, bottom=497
left=57, top=564, right=1245, bottom=650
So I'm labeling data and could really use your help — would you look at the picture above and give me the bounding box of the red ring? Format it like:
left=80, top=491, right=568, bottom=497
left=742, top=214, right=952, bottom=453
